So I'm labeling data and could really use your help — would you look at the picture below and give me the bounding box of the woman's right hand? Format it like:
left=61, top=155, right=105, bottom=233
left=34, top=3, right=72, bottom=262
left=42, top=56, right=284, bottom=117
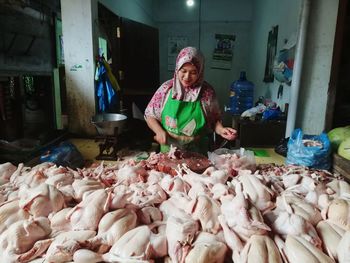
left=154, top=129, right=167, bottom=145
left=168, top=132, right=196, bottom=144
left=145, top=117, right=168, bottom=145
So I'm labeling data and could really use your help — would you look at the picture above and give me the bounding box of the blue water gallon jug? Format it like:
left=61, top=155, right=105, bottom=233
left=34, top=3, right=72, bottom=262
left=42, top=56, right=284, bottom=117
left=228, top=71, right=254, bottom=115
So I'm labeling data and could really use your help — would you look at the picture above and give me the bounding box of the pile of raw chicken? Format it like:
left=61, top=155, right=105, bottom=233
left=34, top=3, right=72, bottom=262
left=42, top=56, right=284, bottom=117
left=0, top=148, right=349, bottom=263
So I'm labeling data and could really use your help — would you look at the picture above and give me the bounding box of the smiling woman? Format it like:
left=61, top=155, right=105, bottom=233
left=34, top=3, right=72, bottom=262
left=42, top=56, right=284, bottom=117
left=178, top=63, right=199, bottom=88
left=144, top=46, right=237, bottom=154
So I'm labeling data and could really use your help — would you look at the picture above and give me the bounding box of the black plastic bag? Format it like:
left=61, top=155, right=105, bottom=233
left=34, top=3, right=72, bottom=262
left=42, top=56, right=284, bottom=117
left=274, top=137, right=289, bottom=157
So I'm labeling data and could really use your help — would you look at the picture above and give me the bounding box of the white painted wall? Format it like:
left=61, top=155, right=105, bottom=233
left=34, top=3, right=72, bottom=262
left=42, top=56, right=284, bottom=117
left=248, top=0, right=339, bottom=135
left=297, top=0, right=339, bottom=134
left=249, top=0, right=302, bottom=112
left=61, top=0, right=98, bottom=135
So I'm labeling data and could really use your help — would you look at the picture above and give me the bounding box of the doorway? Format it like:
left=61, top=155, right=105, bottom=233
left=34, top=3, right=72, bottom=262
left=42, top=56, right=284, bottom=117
left=98, top=3, right=159, bottom=115
left=325, top=0, right=350, bottom=130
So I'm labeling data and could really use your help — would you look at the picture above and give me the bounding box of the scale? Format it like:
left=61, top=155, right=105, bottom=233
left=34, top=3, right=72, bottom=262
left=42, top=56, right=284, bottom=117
left=91, top=113, right=127, bottom=161
left=94, top=127, right=119, bottom=160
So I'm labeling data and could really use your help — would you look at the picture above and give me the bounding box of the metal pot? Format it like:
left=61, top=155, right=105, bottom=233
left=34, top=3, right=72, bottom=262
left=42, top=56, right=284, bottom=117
left=91, top=113, right=127, bottom=136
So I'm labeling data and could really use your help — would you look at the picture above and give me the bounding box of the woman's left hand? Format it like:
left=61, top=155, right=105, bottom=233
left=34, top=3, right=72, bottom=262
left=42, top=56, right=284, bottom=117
left=218, top=127, right=237, bottom=141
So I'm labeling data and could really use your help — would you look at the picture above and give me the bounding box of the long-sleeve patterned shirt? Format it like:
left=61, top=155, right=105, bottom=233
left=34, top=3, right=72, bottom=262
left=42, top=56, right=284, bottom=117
left=144, top=79, right=222, bottom=130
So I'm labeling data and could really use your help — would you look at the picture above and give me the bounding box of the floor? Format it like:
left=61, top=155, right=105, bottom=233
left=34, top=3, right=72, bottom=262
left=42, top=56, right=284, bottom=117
left=70, top=138, right=286, bottom=166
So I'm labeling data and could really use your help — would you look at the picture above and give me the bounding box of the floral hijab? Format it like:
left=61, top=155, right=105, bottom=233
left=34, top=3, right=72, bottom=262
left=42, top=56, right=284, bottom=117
left=172, top=47, right=204, bottom=102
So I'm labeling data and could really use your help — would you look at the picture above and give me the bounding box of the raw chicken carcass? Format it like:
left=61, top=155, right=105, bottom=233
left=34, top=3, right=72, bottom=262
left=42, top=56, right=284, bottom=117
left=337, top=230, right=350, bottom=263
left=110, top=184, right=135, bottom=210
left=87, top=208, right=137, bottom=249
left=188, top=194, right=221, bottom=234
left=271, top=211, right=322, bottom=248
left=17, top=239, right=52, bottom=262
left=239, top=235, right=282, bottom=263
left=326, top=179, right=350, bottom=198
left=282, top=173, right=301, bottom=189
left=237, top=170, right=275, bottom=212
left=179, top=165, right=229, bottom=187
left=284, top=235, right=334, bottom=263
left=0, top=199, right=30, bottom=234
left=126, top=181, right=167, bottom=207
left=210, top=183, right=232, bottom=200
left=66, top=188, right=112, bottom=231
left=166, top=215, right=199, bottom=263
left=316, top=220, right=347, bottom=260
left=160, top=192, right=193, bottom=220
left=275, top=192, right=322, bottom=225
left=138, top=206, right=163, bottom=225
left=11, top=163, right=52, bottom=187
left=160, top=174, right=191, bottom=196
left=116, top=165, right=145, bottom=186
left=43, top=165, right=71, bottom=179
left=45, top=230, right=96, bottom=263
left=102, top=224, right=167, bottom=262
left=0, top=217, right=51, bottom=263
left=0, top=162, right=17, bottom=185
left=49, top=207, right=73, bottom=236
left=220, top=185, right=270, bottom=241
left=218, top=215, right=243, bottom=262
left=45, top=168, right=74, bottom=188
left=185, top=232, right=227, bottom=263
left=73, top=248, right=104, bottom=263
left=18, top=183, right=65, bottom=217
left=72, top=178, right=104, bottom=201
left=187, top=182, right=211, bottom=200
left=324, top=198, right=350, bottom=230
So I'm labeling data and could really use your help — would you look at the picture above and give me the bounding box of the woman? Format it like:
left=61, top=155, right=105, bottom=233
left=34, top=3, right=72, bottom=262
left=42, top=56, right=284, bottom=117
left=144, top=47, right=237, bottom=153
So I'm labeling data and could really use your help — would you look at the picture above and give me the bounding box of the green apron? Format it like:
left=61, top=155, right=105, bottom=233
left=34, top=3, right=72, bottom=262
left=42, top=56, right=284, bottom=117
left=160, top=91, right=208, bottom=154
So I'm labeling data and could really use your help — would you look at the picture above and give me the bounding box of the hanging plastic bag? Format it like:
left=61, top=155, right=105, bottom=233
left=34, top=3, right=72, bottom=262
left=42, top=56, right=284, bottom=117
left=95, top=56, right=119, bottom=112
left=286, top=129, right=331, bottom=170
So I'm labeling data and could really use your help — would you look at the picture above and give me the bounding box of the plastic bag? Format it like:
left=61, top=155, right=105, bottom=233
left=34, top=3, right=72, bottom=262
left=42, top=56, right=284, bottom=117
left=286, top=129, right=331, bottom=170
left=241, top=103, right=266, bottom=118
left=262, top=107, right=282, bottom=121
left=95, top=56, right=119, bottom=113
left=40, top=141, right=84, bottom=169
left=275, top=137, right=289, bottom=157
left=208, top=147, right=256, bottom=173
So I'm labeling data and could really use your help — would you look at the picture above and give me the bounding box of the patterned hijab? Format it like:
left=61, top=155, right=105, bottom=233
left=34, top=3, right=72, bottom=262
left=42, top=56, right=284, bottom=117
left=172, top=47, right=205, bottom=102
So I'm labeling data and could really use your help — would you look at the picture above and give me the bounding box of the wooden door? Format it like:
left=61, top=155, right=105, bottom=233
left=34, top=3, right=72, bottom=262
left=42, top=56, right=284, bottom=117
left=97, top=4, right=159, bottom=114
left=98, top=3, right=122, bottom=86
left=325, top=0, right=350, bottom=130
left=119, top=18, right=159, bottom=96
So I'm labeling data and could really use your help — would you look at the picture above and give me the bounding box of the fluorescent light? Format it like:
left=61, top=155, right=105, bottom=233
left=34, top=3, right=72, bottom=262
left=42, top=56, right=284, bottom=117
left=186, top=0, right=194, bottom=7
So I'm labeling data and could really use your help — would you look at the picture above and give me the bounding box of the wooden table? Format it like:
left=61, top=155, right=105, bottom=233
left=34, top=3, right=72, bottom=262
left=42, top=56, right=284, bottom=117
left=250, top=148, right=285, bottom=165
left=70, top=138, right=285, bottom=166
left=333, top=153, right=350, bottom=182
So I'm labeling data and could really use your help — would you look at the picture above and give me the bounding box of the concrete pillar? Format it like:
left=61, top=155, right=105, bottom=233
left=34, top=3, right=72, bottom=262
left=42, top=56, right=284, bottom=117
left=61, top=0, right=98, bottom=136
